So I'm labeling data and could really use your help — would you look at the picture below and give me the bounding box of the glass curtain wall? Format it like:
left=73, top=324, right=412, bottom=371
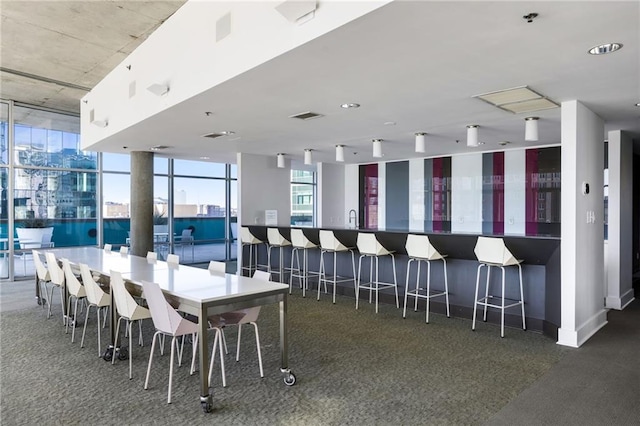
left=1, top=102, right=97, bottom=280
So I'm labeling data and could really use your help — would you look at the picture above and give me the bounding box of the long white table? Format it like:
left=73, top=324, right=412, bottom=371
left=40, top=247, right=294, bottom=412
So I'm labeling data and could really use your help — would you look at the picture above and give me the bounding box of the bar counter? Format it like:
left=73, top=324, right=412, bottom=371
left=243, top=225, right=561, bottom=338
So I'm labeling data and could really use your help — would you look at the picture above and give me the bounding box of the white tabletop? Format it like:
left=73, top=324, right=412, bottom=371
left=49, top=247, right=168, bottom=275
left=122, top=266, right=288, bottom=304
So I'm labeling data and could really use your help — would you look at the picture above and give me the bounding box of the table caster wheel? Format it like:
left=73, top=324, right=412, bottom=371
left=283, top=372, right=296, bottom=386
left=117, top=347, right=129, bottom=361
left=201, top=401, right=212, bottom=413
left=103, top=347, right=113, bottom=361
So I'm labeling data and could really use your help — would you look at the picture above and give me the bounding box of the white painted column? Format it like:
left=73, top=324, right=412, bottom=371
left=504, top=149, right=526, bottom=235
left=409, top=158, right=425, bottom=231
left=605, top=130, right=635, bottom=309
left=557, top=100, right=607, bottom=348
left=377, top=161, right=386, bottom=228
left=317, top=162, right=345, bottom=227
left=344, top=164, right=359, bottom=227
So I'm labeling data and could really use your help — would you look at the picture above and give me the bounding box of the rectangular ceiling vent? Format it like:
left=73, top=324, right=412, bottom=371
left=472, top=86, right=559, bottom=114
left=201, top=132, right=226, bottom=139
left=289, top=111, right=324, bottom=121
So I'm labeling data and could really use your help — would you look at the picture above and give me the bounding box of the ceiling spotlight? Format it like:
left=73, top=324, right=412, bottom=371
left=522, top=12, right=538, bottom=23
left=336, top=145, right=345, bottom=162
left=372, top=139, right=383, bottom=158
left=524, top=117, right=539, bottom=141
left=277, top=153, right=286, bottom=168
left=304, top=149, right=313, bottom=165
left=147, top=83, right=170, bottom=96
left=588, top=43, right=623, bottom=55
left=415, top=132, right=426, bottom=153
left=466, top=125, right=479, bottom=147
left=340, top=103, right=360, bottom=109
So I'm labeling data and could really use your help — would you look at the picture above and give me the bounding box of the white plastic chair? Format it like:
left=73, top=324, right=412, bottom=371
left=147, top=251, right=158, bottom=261
left=120, top=246, right=128, bottom=255
left=289, top=228, right=319, bottom=297
left=208, top=260, right=226, bottom=274
left=45, top=251, right=66, bottom=323
left=79, top=263, right=110, bottom=356
left=142, top=280, right=199, bottom=404
left=32, top=250, right=51, bottom=311
left=267, top=228, right=291, bottom=282
left=355, top=233, right=398, bottom=313
left=110, top=270, right=152, bottom=379
left=403, top=234, right=450, bottom=323
left=104, top=244, right=112, bottom=252
left=472, top=236, right=526, bottom=337
left=208, top=270, right=267, bottom=387
left=62, top=258, right=87, bottom=342
left=240, top=226, right=267, bottom=276
left=175, top=229, right=194, bottom=261
left=167, top=254, right=179, bottom=266
left=318, top=230, right=357, bottom=304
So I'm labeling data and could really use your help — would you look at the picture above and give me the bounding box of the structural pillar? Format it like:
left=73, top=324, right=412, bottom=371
left=605, top=130, right=635, bottom=309
left=557, top=100, right=608, bottom=348
left=130, top=151, right=154, bottom=257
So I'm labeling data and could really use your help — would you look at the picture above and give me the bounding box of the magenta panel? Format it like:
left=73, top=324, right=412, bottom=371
left=493, top=151, right=505, bottom=235
left=525, top=149, right=539, bottom=235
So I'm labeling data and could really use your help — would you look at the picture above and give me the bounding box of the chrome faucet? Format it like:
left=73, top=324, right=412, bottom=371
left=348, top=209, right=358, bottom=229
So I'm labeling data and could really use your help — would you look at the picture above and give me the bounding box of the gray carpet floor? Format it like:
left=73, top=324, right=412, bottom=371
left=0, top=279, right=637, bottom=425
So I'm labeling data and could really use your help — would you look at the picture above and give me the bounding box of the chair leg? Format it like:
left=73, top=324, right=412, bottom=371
left=415, top=261, right=421, bottom=311
left=129, top=321, right=134, bottom=379
left=391, top=254, right=398, bottom=309
left=426, top=260, right=432, bottom=323
left=144, top=331, right=160, bottom=390
left=332, top=251, right=337, bottom=304
left=403, top=259, right=412, bottom=318
left=71, top=298, right=80, bottom=342
left=252, top=322, right=264, bottom=378
left=59, top=285, right=65, bottom=325
left=113, top=317, right=122, bottom=365
left=519, top=264, right=526, bottom=330
left=443, top=258, right=450, bottom=317
left=81, top=305, right=91, bottom=348
left=66, top=296, right=72, bottom=334
left=208, top=329, right=226, bottom=387
left=472, top=264, right=482, bottom=331
left=96, top=307, right=102, bottom=356
left=500, top=266, right=506, bottom=338
left=236, top=324, right=242, bottom=361
left=369, top=256, right=374, bottom=304
left=168, top=336, right=177, bottom=404
left=190, top=333, right=198, bottom=375
left=356, top=255, right=363, bottom=310
left=483, top=266, right=491, bottom=322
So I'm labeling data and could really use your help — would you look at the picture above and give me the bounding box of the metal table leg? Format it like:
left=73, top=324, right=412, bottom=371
left=198, top=305, right=213, bottom=412
left=279, top=294, right=295, bottom=385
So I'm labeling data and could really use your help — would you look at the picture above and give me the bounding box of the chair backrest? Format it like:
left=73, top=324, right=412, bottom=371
left=104, top=244, right=112, bottom=252
left=267, top=228, right=290, bottom=246
left=474, top=237, right=519, bottom=266
left=319, top=230, right=347, bottom=251
left=356, top=233, right=389, bottom=256
left=252, top=270, right=271, bottom=282
left=290, top=228, right=316, bottom=249
left=405, top=234, right=443, bottom=260
left=62, top=258, right=84, bottom=297
left=120, top=246, right=128, bottom=255
left=32, top=250, right=50, bottom=281
left=141, top=280, right=193, bottom=335
left=208, top=261, right=226, bottom=274
left=240, top=270, right=271, bottom=323
left=146, top=251, right=158, bottom=261
left=110, top=270, right=142, bottom=318
left=40, top=234, right=54, bottom=248
left=180, top=229, right=193, bottom=242
left=45, top=252, right=64, bottom=286
left=240, top=226, right=261, bottom=244
left=167, top=254, right=179, bottom=265
left=80, top=263, right=107, bottom=306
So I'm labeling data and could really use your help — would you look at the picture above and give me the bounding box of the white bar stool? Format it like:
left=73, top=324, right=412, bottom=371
left=240, top=227, right=266, bottom=277
left=318, top=230, right=356, bottom=304
left=267, top=228, right=291, bottom=283
left=355, top=233, right=398, bottom=313
left=289, top=228, right=319, bottom=297
left=472, top=236, right=526, bottom=337
left=403, top=234, right=450, bottom=323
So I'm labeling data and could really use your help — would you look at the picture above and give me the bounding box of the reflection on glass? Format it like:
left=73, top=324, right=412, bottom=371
left=1, top=102, right=8, bottom=164
left=173, top=177, right=226, bottom=217
left=103, top=173, right=131, bottom=217
left=103, top=153, right=130, bottom=172
left=291, top=170, right=315, bottom=226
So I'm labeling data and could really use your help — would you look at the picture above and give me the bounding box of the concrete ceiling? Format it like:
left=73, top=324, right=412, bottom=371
left=0, top=0, right=186, bottom=119
left=2, top=1, right=639, bottom=165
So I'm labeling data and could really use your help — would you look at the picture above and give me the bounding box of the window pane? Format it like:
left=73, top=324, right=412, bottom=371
left=0, top=103, right=8, bottom=164
left=154, top=156, right=168, bottom=175
left=103, top=172, right=130, bottom=246
left=230, top=180, right=237, bottom=217
left=291, top=169, right=314, bottom=226
left=13, top=106, right=96, bottom=169
left=0, top=167, right=7, bottom=236
left=103, top=153, right=130, bottom=172
left=229, top=164, right=237, bottom=179
left=174, top=159, right=225, bottom=177
left=291, top=169, right=314, bottom=184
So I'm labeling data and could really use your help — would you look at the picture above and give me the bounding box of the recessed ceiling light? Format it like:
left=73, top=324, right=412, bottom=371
left=340, top=103, right=360, bottom=109
left=635, top=103, right=640, bottom=107
left=199, top=156, right=210, bottom=160
left=384, top=121, right=396, bottom=126
left=588, top=43, right=622, bottom=55
left=150, top=145, right=171, bottom=151
left=220, top=131, right=235, bottom=135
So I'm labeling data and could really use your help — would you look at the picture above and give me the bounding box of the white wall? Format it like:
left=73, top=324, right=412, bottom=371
left=82, top=0, right=391, bottom=149
left=606, top=130, right=635, bottom=309
left=344, top=164, right=359, bottom=227
left=504, top=149, right=526, bottom=235
left=317, top=162, right=345, bottom=227
left=451, top=154, right=483, bottom=233
left=237, top=153, right=291, bottom=226
left=409, top=158, right=425, bottom=231
left=558, top=100, right=607, bottom=348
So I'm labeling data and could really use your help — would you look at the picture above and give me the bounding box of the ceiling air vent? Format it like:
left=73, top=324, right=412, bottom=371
left=472, top=86, right=559, bottom=114
left=289, top=111, right=324, bottom=121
